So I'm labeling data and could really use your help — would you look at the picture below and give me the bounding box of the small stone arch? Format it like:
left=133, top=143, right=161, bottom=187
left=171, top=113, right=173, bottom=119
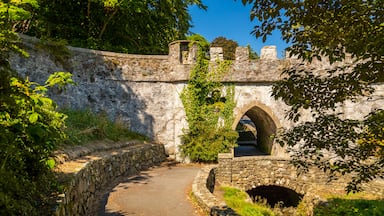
left=233, top=101, right=281, bottom=156
left=246, top=185, right=304, bottom=208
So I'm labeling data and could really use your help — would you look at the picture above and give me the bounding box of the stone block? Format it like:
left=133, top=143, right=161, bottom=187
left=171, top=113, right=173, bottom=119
left=260, top=46, right=277, bottom=60
left=210, top=47, right=224, bottom=61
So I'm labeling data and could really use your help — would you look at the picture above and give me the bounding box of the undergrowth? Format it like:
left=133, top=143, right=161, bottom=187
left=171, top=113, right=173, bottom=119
left=313, top=193, right=384, bottom=216
left=61, top=109, right=148, bottom=146
left=222, top=186, right=275, bottom=216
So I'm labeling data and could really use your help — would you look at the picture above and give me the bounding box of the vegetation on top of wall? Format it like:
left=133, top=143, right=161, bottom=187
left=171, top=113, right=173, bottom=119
left=35, top=38, right=71, bottom=66
left=61, top=109, right=148, bottom=146
left=180, top=45, right=238, bottom=162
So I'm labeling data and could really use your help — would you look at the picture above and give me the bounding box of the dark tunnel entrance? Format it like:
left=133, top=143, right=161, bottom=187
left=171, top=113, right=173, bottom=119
left=234, top=106, right=277, bottom=157
left=246, top=185, right=303, bottom=208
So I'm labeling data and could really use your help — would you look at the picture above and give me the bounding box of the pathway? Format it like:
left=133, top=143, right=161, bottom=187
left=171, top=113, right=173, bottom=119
left=98, top=162, right=203, bottom=216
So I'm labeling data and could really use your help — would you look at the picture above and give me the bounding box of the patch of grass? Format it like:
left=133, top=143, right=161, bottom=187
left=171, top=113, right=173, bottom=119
left=314, top=198, right=384, bottom=216
left=296, top=187, right=384, bottom=216
left=222, top=186, right=275, bottom=216
left=61, top=109, right=148, bottom=146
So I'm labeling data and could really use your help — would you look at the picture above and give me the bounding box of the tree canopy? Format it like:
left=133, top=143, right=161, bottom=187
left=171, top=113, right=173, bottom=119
left=187, top=33, right=210, bottom=55
left=23, top=0, right=206, bottom=54
left=242, top=0, right=384, bottom=192
left=210, top=36, right=239, bottom=60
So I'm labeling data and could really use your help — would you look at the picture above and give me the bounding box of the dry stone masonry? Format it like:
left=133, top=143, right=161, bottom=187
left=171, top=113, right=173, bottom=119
left=217, top=153, right=384, bottom=198
left=54, top=142, right=166, bottom=216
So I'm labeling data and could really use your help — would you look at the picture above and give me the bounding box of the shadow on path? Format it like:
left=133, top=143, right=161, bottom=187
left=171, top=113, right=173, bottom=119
left=98, top=161, right=202, bottom=216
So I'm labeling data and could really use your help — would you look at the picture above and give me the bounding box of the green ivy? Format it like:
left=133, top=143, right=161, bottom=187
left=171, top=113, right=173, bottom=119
left=180, top=46, right=238, bottom=162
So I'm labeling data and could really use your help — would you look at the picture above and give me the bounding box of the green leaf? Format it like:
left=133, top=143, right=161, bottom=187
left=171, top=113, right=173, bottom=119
left=29, top=112, right=39, bottom=123
left=45, top=158, right=55, bottom=169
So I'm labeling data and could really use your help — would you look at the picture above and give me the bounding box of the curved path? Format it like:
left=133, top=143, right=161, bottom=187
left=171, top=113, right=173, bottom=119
left=99, top=161, right=203, bottom=216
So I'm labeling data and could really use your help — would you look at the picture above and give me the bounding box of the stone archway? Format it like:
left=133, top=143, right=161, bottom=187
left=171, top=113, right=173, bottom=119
left=246, top=185, right=303, bottom=208
left=233, top=102, right=280, bottom=156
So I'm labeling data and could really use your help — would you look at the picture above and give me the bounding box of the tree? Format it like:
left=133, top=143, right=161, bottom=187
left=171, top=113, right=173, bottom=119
left=0, top=1, right=73, bottom=214
left=247, top=44, right=259, bottom=59
left=26, top=0, right=206, bottom=54
left=187, top=33, right=210, bottom=56
left=241, top=0, right=384, bottom=192
left=210, top=36, right=239, bottom=60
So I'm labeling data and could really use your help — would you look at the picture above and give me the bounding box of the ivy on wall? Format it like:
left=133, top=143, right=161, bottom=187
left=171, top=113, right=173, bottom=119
left=180, top=47, right=238, bottom=162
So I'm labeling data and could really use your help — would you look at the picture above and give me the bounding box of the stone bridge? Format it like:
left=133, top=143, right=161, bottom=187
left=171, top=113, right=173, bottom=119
left=11, top=35, right=384, bottom=160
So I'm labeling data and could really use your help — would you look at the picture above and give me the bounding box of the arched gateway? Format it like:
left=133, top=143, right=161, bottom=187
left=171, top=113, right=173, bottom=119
left=233, top=102, right=281, bottom=156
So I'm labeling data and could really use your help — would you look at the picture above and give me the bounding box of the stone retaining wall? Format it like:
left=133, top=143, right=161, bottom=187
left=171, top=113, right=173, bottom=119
left=54, top=142, right=166, bottom=216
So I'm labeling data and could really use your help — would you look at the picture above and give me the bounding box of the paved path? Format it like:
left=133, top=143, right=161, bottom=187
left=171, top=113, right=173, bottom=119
left=99, top=162, right=202, bottom=216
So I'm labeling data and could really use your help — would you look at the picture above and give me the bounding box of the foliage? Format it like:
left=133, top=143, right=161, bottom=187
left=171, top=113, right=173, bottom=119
left=0, top=1, right=74, bottom=214
left=61, top=109, right=148, bottom=146
left=0, top=70, right=74, bottom=215
left=35, top=38, right=71, bottom=66
left=247, top=44, right=259, bottom=60
left=222, top=186, right=275, bottom=216
left=180, top=47, right=238, bottom=162
left=25, top=0, right=206, bottom=54
left=187, top=33, right=210, bottom=56
left=314, top=198, right=384, bottom=216
left=210, top=36, right=239, bottom=60
left=241, top=0, right=384, bottom=192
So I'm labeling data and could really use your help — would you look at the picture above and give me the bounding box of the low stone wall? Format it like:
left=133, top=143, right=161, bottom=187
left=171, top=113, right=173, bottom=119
left=191, top=165, right=237, bottom=216
left=217, top=153, right=384, bottom=197
left=54, top=142, right=166, bottom=216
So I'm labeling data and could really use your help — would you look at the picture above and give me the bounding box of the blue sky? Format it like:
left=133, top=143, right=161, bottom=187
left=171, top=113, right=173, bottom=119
left=188, top=0, right=289, bottom=58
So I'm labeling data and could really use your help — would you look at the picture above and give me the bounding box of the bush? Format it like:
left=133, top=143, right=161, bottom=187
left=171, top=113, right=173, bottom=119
left=0, top=71, right=72, bottom=215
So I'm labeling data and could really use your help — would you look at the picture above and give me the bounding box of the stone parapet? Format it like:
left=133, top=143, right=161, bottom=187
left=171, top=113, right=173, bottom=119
left=191, top=165, right=237, bottom=216
left=53, top=142, right=166, bottom=216
left=217, top=154, right=384, bottom=197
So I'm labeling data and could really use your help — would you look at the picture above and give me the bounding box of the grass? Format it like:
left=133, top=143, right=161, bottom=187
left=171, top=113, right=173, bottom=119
left=221, top=186, right=275, bottom=216
left=61, top=109, right=148, bottom=146
left=295, top=186, right=384, bottom=216
left=313, top=192, right=384, bottom=216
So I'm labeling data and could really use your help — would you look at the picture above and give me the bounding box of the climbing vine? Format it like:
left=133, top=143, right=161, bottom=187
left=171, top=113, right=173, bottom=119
left=180, top=46, right=238, bottom=162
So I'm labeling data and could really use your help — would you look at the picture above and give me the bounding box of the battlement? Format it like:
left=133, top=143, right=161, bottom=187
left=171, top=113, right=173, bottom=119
left=16, top=34, right=288, bottom=83
left=169, top=40, right=281, bottom=64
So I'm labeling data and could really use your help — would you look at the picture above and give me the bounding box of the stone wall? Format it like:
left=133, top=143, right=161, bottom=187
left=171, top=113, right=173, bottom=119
left=217, top=153, right=384, bottom=197
left=191, top=165, right=237, bottom=216
left=9, top=34, right=384, bottom=159
left=53, top=142, right=166, bottom=216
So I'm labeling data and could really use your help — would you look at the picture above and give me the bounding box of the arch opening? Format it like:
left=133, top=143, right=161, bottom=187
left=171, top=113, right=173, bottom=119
left=234, top=106, right=277, bottom=156
left=246, top=185, right=303, bottom=208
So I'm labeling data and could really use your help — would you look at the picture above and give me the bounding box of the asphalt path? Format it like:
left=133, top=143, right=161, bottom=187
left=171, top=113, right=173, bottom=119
left=99, top=162, right=202, bottom=216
